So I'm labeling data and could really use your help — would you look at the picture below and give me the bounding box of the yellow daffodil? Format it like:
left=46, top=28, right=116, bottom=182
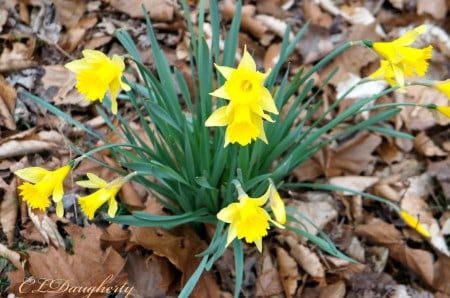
left=65, top=49, right=131, bottom=115
left=217, top=182, right=285, bottom=252
left=399, top=210, right=431, bottom=238
left=433, top=80, right=450, bottom=98
left=206, top=47, right=278, bottom=147
left=435, top=105, right=450, bottom=118
left=76, top=173, right=129, bottom=219
left=15, top=165, right=72, bottom=217
left=268, top=181, right=286, bottom=224
left=370, top=25, right=433, bottom=88
left=369, top=60, right=415, bottom=88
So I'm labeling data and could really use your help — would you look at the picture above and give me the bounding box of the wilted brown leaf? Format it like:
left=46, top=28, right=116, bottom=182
left=108, top=0, right=174, bottom=22
left=28, top=209, right=65, bottom=247
left=276, top=247, right=298, bottom=298
left=53, top=0, right=86, bottom=28
left=130, top=225, right=219, bottom=298
left=414, top=132, right=447, bottom=157
left=125, top=251, right=175, bottom=297
left=284, top=235, right=325, bottom=282
left=355, top=217, right=434, bottom=286
left=100, top=223, right=130, bottom=252
left=0, top=36, right=36, bottom=72
left=0, top=177, right=18, bottom=245
left=256, top=250, right=284, bottom=297
left=329, top=176, right=379, bottom=195
left=0, top=75, right=16, bottom=130
left=221, top=0, right=268, bottom=39
left=417, top=0, right=447, bottom=19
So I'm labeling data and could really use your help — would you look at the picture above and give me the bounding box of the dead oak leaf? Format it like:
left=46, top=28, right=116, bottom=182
left=0, top=75, right=17, bottom=130
left=355, top=217, right=434, bottom=286
left=130, top=225, right=219, bottom=298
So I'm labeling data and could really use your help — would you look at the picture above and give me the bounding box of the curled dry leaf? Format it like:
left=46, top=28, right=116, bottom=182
left=256, top=250, right=284, bottom=297
left=355, top=217, right=434, bottom=286
left=28, top=209, right=65, bottom=248
left=276, top=247, right=298, bottom=298
left=109, top=0, right=174, bottom=22
left=0, top=177, right=18, bottom=245
left=221, top=0, right=268, bottom=39
left=130, top=225, right=220, bottom=298
left=100, top=223, right=130, bottom=252
left=417, top=0, right=447, bottom=20
left=0, top=36, right=36, bottom=72
left=414, top=132, right=447, bottom=157
left=329, top=176, right=379, bottom=195
left=0, top=75, right=17, bottom=130
left=0, top=243, right=22, bottom=270
left=286, top=192, right=338, bottom=237
left=53, top=0, right=86, bottom=28
left=287, top=236, right=325, bottom=282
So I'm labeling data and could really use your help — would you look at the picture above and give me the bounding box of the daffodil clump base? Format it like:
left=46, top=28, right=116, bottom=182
left=17, top=1, right=443, bottom=297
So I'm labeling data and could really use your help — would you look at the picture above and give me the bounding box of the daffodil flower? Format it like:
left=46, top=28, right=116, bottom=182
left=76, top=173, right=133, bottom=219
left=217, top=182, right=285, bottom=252
left=65, top=49, right=131, bottom=115
left=370, top=25, right=433, bottom=88
left=15, top=165, right=72, bottom=217
left=433, top=80, right=450, bottom=98
left=206, top=47, right=278, bottom=146
left=399, top=210, right=431, bottom=238
left=268, top=180, right=286, bottom=224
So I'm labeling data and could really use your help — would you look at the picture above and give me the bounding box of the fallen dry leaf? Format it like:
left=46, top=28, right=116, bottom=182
left=256, top=250, right=284, bottom=297
left=221, top=0, right=268, bottom=39
left=355, top=217, right=434, bottom=286
left=417, top=0, right=447, bottom=20
left=0, top=75, right=17, bottom=130
left=0, top=36, right=36, bottom=72
left=125, top=251, right=175, bottom=297
left=433, top=253, right=450, bottom=294
left=319, top=280, right=346, bottom=298
left=427, top=157, right=450, bottom=198
left=130, top=225, right=219, bottom=298
left=53, top=0, right=87, bottom=28
left=414, top=132, right=447, bottom=157
left=0, top=177, right=18, bottom=245
left=0, top=243, right=22, bottom=270
left=276, top=247, right=298, bottom=298
left=286, top=191, right=338, bottom=237
left=329, top=176, right=379, bottom=195
left=109, top=0, right=174, bottom=22
left=100, top=223, right=131, bottom=252
left=28, top=209, right=65, bottom=248
left=284, top=235, right=325, bottom=282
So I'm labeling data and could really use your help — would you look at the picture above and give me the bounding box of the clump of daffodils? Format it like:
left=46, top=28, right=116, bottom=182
left=206, top=47, right=278, bottom=147
left=217, top=180, right=285, bottom=252
left=65, top=50, right=130, bottom=115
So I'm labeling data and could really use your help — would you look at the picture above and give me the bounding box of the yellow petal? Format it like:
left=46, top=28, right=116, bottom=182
left=78, top=190, right=109, bottom=220
left=210, top=85, right=230, bottom=100
left=109, top=77, right=121, bottom=115
left=56, top=201, right=64, bottom=218
left=14, top=167, right=49, bottom=183
left=108, top=197, right=118, bottom=218
left=77, top=173, right=107, bottom=189
left=238, top=46, right=256, bottom=71
left=269, top=184, right=286, bottom=224
left=254, top=238, right=263, bottom=252
left=217, top=202, right=240, bottom=223
left=394, top=25, right=427, bottom=46
left=399, top=210, right=431, bottom=238
left=205, top=106, right=230, bottom=127
left=82, top=49, right=108, bottom=62
left=215, top=64, right=234, bottom=80
left=434, top=80, right=450, bottom=97
left=18, top=183, right=51, bottom=211
left=436, top=106, right=450, bottom=118
left=258, top=88, right=278, bottom=115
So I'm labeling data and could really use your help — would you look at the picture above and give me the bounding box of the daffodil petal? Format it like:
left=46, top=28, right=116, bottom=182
left=215, top=64, right=234, bottom=80
left=205, top=106, right=230, bottom=127
left=238, top=46, right=256, bottom=71
left=15, top=167, right=49, bottom=183
left=210, top=85, right=230, bottom=100
left=395, top=25, right=427, bottom=46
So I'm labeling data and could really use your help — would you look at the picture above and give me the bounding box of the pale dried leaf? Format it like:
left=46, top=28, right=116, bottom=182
left=417, top=0, right=447, bottom=20
left=276, top=247, right=298, bottom=298
left=0, top=243, right=22, bottom=269
left=109, top=0, right=174, bottom=22
left=340, top=6, right=376, bottom=25
left=387, top=0, right=404, bottom=9
left=0, top=38, right=36, bottom=72
left=0, top=75, right=16, bottom=130
left=287, top=192, right=338, bottom=236
left=53, top=0, right=86, bottom=28
left=293, top=243, right=325, bottom=279
left=329, top=176, right=379, bottom=195
left=28, top=209, right=65, bottom=248
left=319, top=280, right=346, bottom=298
left=221, top=0, right=268, bottom=39
left=336, top=73, right=387, bottom=99
left=0, top=177, right=18, bottom=245
left=256, top=251, right=284, bottom=297
left=414, top=132, right=447, bottom=157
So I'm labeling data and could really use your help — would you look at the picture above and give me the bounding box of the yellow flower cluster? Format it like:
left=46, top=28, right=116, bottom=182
left=15, top=165, right=129, bottom=219
left=206, top=47, right=278, bottom=147
left=217, top=181, right=285, bottom=252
